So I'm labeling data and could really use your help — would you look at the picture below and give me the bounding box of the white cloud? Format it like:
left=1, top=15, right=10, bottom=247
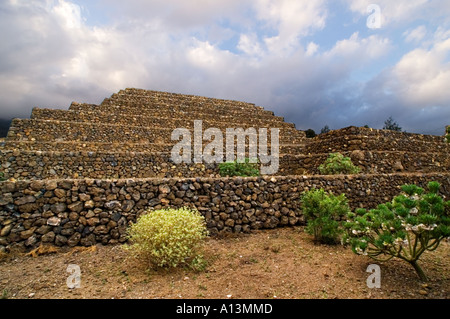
left=237, top=33, right=264, bottom=57
left=403, top=25, right=428, bottom=43
left=52, top=0, right=82, bottom=29
left=391, top=35, right=450, bottom=106
left=255, top=0, right=327, bottom=54
left=355, top=27, right=450, bottom=133
left=347, top=0, right=429, bottom=24
left=434, top=26, right=450, bottom=42
left=306, top=42, right=319, bottom=56
left=187, top=41, right=223, bottom=70
left=324, top=32, right=391, bottom=62
left=0, top=0, right=169, bottom=114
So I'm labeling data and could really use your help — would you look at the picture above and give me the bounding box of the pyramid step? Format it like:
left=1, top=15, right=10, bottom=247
left=7, top=119, right=306, bottom=145
left=277, top=151, right=449, bottom=175
left=110, top=89, right=264, bottom=112
left=32, top=108, right=297, bottom=130
left=1, top=148, right=447, bottom=180
left=2, top=140, right=305, bottom=155
left=104, top=95, right=263, bottom=113
left=69, top=103, right=285, bottom=123
left=71, top=101, right=281, bottom=121
left=304, top=127, right=449, bottom=153
left=1, top=149, right=304, bottom=180
left=116, top=88, right=258, bottom=103
left=102, top=99, right=276, bottom=118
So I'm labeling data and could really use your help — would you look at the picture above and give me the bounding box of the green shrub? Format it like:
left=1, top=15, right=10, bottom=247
left=0, top=172, right=5, bottom=182
left=383, top=116, right=402, bottom=132
left=126, top=207, right=209, bottom=270
left=219, top=158, right=260, bottom=177
left=318, top=153, right=360, bottom=175
left=305, top=129, right=317, bottom=138
left=343, top=181, right=450, bottom=281
left=301, top=189, right=350, bottom=244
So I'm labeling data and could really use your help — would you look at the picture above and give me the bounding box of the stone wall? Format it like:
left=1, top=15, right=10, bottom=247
left=280, top=151, right=449, bottom=175
left=70, top=102, right=279, bottom=121
left=2, top=125, right=449, bottom=180
left=104, top=88, right=265, bottom=112
left=295, top=126, right=449, bottom=175
left=304, top=126, right=448, bottom=153
left=32, top=108, right=295, bottom=129
left=2, top=141, right=305, bottom=156
left=7, top=119, right=303, bottom=145
left=2, top=149, right=448, bottom=181
left=0, top=149, right=219, bottom=180
left=1, top=173, right=449, bottom=250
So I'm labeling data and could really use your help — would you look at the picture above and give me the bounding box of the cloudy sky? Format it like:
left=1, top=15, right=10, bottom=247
left=1, top=0, right=449, bottom=135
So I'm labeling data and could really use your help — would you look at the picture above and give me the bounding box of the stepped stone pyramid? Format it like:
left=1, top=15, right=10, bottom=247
left=0, top=88, right=449, bottom=249
left=1, top=88, right=448, bottom=180
left=1, top=88, right=305, bottom=180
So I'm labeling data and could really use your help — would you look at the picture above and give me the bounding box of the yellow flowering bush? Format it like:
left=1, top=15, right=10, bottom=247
left=126, top=207, right=209, bottom=269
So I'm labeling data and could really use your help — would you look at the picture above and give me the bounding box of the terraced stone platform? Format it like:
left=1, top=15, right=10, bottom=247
left=2, top=89, right=306, bottom=180
left=0, top=88, right=448, bottom=250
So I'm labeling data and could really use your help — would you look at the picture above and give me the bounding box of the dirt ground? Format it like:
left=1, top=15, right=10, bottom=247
left=0, top=227, right=449, bottom=299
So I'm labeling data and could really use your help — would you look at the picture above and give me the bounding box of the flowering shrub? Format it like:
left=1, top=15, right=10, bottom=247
left=344, top=181, right=450, bottom=281
left=126, top=207, right=209, bottom=270
left=301, top=188, right=350, bottom=244
left=318, top=153, right=360, bottom=175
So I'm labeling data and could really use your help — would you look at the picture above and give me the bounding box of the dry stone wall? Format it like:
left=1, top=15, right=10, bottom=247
left=280, top=151, right=449, bottom=175
left=299, top=126, right=449, bottom=175
left=304, top=126, right=448, bottom=153
left=7, top=119, right=303, bottom=145
left=69, top=103, right=284, bottom=124
left=1, top=150, right=311, bottom=180
left=0, top=149, right=218, bottom=180
left=1, top=141, right=304, bottom=158
left=32, top=108, right=296, bottom=129
left=4, top=149, right=447, bottom=181
left=105, top=88, right=265, bottom=112
left=1, top=173, right=449, bottom=250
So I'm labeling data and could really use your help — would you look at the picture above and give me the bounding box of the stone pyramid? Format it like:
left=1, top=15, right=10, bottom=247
left=0, top=88, right=448, bottom=250
left=1, top=88, right=305, bottom=180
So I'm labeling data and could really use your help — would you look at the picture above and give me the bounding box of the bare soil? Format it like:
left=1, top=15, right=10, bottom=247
left=0, top=227, right=449, bottom=299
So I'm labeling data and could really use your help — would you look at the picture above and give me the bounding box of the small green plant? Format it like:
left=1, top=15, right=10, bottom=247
left=301, top=189, right=350, bottom=244
left=219, top=158, right=260, bottom=177
left=0, top=172, right=5, bottom=182
left=318, top=153, right=361, bottom=175
left=344, top=181, right=450, bottom=281
left=126, top=207, right=209, bottom=270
